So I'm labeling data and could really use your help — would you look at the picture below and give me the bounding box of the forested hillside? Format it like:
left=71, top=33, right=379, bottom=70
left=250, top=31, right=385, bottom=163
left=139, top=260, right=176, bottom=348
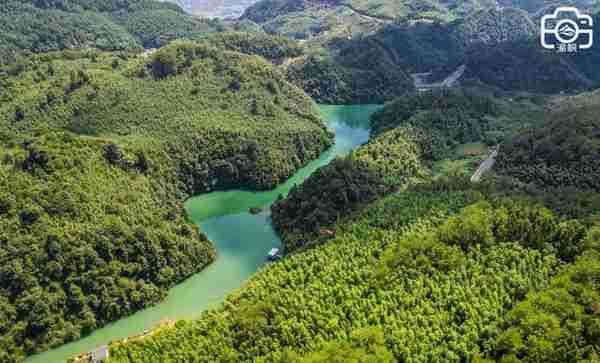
left=452, top=8, right=536, bottom=46
left=0, top=0, right=598, bottom=361
left=285, top=53, right=415, bottom=104
left=201, top=32, right=303, bottom=60
left=271, top=125, right=429, bottom=250
left=271, top=89, right=500, bottom=250
left=0, top=131, right=215, bottom=362
left=104, top=84, right=599, bottom=362
left=496, top=91, right=600, bottom=190
left=241, top=0, right=600, bottom=102
left=1, top=42, right=332, bottom=191
left=370, top=89, right=497, bottom=138
left=108, top=174, right=600, bottom=362
left=0, top=41, right=332, bottom=362
left=0, top=0, right=224, bottom=64
left=242, top=0, right=493, bottom=26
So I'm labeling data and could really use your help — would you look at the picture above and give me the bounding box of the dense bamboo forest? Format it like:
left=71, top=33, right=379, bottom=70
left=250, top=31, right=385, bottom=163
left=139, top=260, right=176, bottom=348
left=106, top=85, right=600, bottom=362
left=272, top=89, right=499, bottom=250
left=496, top=91, right=600, bottom=190
left=1, top=0, right=599, bottom=361
left=108, top=176, right=600, bottom=362
left=0, top=40, right=332, bottom=362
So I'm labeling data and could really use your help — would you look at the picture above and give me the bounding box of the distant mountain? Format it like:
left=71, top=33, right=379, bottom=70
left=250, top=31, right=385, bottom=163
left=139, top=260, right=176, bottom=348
left=274, top=4, right=600, bottom=103
left=0, top=0, right=224, bottom=64
left=503, top=0, right=599, bottom=13
left=453, top=7, right=536, bottom=45
left=162, top=0, right=260, bottom=17
left=279, top=6, right=560, bottom=103
left=242, top=0, right=496, bottom=32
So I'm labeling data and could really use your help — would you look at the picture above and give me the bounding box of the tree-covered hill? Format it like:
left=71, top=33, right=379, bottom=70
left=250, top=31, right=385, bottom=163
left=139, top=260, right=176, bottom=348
left=271, top=124, right=430, bottom=250
left=452, top=7, right=536, bottom=46
left=200, top=32, right=304, bottom=60
left=111, top=7, right=224, bottom=48
left=242, top=0, right=493, bottom=26
left=0, top=42, right=332, bottom=191
left=0, top=41, right=332, bottom=362
left=271, top=89, right=501, bottom=250
left=240, top=0, right=600, bottom=102
left=0, top=2, right=139, bottom=64
left=285, top=51, right=416, bottom=104
left=496, top=91, right=600, bottom=190
left=102, top=85, right=600, bottom=360
left=0, top=131, right=216, bottom=363
left=0, top=0, right=225, bottom=64
left=243, top=0, right=598, bottom=26
left=241, top=0, right=460, bottom=104
left=15, top=0, right=184, bottom=13
left=370, top=89, right=497, bottom=138
left=107, top=175, right=600, bottom=362
left=241, top=0, right=537, bottom=43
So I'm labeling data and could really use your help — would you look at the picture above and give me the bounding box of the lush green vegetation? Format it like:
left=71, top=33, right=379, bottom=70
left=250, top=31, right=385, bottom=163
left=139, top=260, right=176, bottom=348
left=496, top=91, right=600, bottom=190
left=271, top=89, right=501, bottom=250
left=280, top=21, right=456, bottom=104
left=285, top=53, right=415, bottom=104
left=452, top=8, right=536, bottom=46
left=332, top=22, right=462, bottom=74
left=0, top=131, right=215, bottom=362
left=463, top=40, right=596, bottom=94
left=485, top=247, right=600, bottom=362
left=241, top=0, right=316, bottom=24
left=0, top=2, right=139, bottom=64
left=1, top=1, right=599, bottom=361
left=0, top=0, right=223, bottom=64
left=244, top=1, right=600, bottom=102
left=201, top=32, right=303, bottom=60
left=15, top=0, right=184, bottom=13
left=271, top=124, right=431, bottom=250
left=0, top=41, right=332, bottom=362
left=108, top=174, right=600, bottom=362
left=370, top=89, right=497, bottom=140
left=112, top=8, right=225, bottom=48
left=242, top=0, right=495, bottom=26
left=0, top=42, right=332, bottom=191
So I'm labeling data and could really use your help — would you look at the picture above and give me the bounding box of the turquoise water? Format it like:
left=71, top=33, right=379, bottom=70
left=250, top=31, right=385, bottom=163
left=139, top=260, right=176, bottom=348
left=25, top=104, right=380, bottom=363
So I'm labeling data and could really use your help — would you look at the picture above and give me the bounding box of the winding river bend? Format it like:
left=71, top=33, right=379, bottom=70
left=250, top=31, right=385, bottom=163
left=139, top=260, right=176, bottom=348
left=25, top=105, right=380, bottom=363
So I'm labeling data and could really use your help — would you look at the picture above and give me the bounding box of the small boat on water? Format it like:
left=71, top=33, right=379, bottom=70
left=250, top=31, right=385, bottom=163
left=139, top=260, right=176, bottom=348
left=267, top=248, right=282, bottom=261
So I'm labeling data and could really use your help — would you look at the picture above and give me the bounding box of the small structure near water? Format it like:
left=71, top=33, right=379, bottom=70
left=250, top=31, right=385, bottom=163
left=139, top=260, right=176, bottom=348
left=91, top=345, right=109, bottom=363
left=319, top=228, right=336, bottom=238
left=249, top=206, right=262, bottom=214
left=267, top=248, right=282, bottom=261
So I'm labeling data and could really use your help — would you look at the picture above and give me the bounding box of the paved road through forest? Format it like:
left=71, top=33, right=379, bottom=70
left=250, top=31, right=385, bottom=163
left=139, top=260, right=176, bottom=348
left=471, top=148, right=498, bottom=182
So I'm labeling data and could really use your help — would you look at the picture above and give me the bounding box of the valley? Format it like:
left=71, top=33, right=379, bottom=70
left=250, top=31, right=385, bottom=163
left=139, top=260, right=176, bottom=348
left=0, top=0, right=599, bottom=362
left=23, top=105, right=379, bottom=363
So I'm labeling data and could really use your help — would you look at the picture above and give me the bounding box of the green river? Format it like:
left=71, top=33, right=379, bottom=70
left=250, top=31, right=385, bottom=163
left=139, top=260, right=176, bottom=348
left=25, top=104, right=380, bottom=363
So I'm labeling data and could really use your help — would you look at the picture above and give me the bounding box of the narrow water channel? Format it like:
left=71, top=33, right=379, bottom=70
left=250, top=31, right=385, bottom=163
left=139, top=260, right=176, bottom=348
left=25, top=104, right=380, bottom=363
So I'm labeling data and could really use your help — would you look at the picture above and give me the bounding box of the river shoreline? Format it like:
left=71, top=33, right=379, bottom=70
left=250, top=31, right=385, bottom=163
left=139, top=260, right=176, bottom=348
left=25, top=105, right=381, bottom=363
